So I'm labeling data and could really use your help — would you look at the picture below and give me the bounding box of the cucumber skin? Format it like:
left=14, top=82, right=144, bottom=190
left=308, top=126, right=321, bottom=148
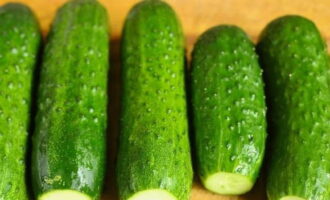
left=257, top=16, right=330, bottom=200
left=116, top=1, right=193, bottom=200
left=191, top=26, right=266, bottom=187
left=0, top=3, right=41, bottom=200
left=31, top=0, right=109, bottom=199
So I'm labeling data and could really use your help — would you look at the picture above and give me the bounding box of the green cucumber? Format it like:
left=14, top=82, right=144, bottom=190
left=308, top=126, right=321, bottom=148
left=116, top=0, right=193, bottom=200
left=257, top=15, right=330, bottom=200
left=191, top=25, right=267, bottom=195
left=31, top=0, right=109, bottom=199
left=0, top=3, right=41, bottom=200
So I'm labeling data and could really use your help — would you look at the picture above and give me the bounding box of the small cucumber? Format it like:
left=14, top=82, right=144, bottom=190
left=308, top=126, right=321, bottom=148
left=116, top=0, right=193, bottom=200
left=257, top=15, right=330, bottom=200
left=191, top=25, right=267, bottom=195
left=0, top=3, right=41, bottom=200
left=31, top=0, right=109, bottom=199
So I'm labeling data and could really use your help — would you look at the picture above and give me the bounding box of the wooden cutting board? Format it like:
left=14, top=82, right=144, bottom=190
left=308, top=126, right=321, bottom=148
left=1, top=0, right=329, bottom=199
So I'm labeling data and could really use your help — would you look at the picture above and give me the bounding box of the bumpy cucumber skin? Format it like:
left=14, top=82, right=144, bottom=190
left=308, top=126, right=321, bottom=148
left=31, top=0, right=109, bottom=199
left=0, top=3, right=41, bottom=200
left=257, top=16, right=330, bottom=200
left=116, top=0, right=193, bottom=200
left=191, top=26, right=267, bottom=190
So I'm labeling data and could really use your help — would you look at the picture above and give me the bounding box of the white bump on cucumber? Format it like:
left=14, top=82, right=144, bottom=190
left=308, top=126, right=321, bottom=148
left=128, top=189, right=177, bottom=200
left=280, top=196, right=306, bottom=200
left=203, top=172, right=253, bottom=195
left=39, top=190, right=91, bottom=200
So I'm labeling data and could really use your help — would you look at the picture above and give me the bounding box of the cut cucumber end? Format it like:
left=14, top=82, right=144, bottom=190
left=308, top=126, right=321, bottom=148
left=280, top=196, right=306, bottom=200
left=39, top=190, right=92, bottom=200
left=128, top=189, right=177, bottom=200
left=203, top=172, right=253, bottom=195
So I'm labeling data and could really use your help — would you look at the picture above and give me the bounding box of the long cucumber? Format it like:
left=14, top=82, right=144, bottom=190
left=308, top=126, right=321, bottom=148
left=0, top=3, right=41, bottom=200
left=257, top=15, right=330, bottom=200
left=31, top=0, right=109, bottom=199
left=116, top=0, right=193, bottom=200
left=191, top=25, right=267, bottom=195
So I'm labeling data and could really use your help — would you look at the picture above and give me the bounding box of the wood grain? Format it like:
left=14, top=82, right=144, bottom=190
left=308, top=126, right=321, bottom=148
left=1, top=0, right=330, bottom=51
left=1, top=0, right=329, bottom=199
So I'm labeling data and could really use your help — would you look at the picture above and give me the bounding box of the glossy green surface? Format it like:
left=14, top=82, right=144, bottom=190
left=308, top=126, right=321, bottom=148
left=0, top=3, right=41, bottom=200
left=257, top=15, right=330, bottom=200
left=191, top=26, right=267, bottom=194
left=31, top=0, right=109, bottom=199
left=116, top=0, right=193, bottom=200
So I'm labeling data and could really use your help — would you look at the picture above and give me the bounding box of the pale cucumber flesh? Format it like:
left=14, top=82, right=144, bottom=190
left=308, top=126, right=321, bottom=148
left=203, top=172, right=253, bottom=195
left=128, top=189, right=177, bottom=200
left=38, top=190, right=91, bottom=200
left=280, top=196, right=306, bottom=200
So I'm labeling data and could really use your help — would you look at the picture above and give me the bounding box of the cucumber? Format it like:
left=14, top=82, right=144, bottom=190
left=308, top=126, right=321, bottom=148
left=0, top=3, right=41, bottom=200
left=31, top=0, right=109, bottom=199
left=116, top=0, right=193, bottom=200
left=257, top=15, right=330, bottom=200
left=191, top=25, right=267, bottom=195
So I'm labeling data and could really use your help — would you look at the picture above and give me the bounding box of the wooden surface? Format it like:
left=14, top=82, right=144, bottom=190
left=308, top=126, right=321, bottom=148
left=1, top=0, right=329, bottom=199
left=1, top=0, right=330, bottom=52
